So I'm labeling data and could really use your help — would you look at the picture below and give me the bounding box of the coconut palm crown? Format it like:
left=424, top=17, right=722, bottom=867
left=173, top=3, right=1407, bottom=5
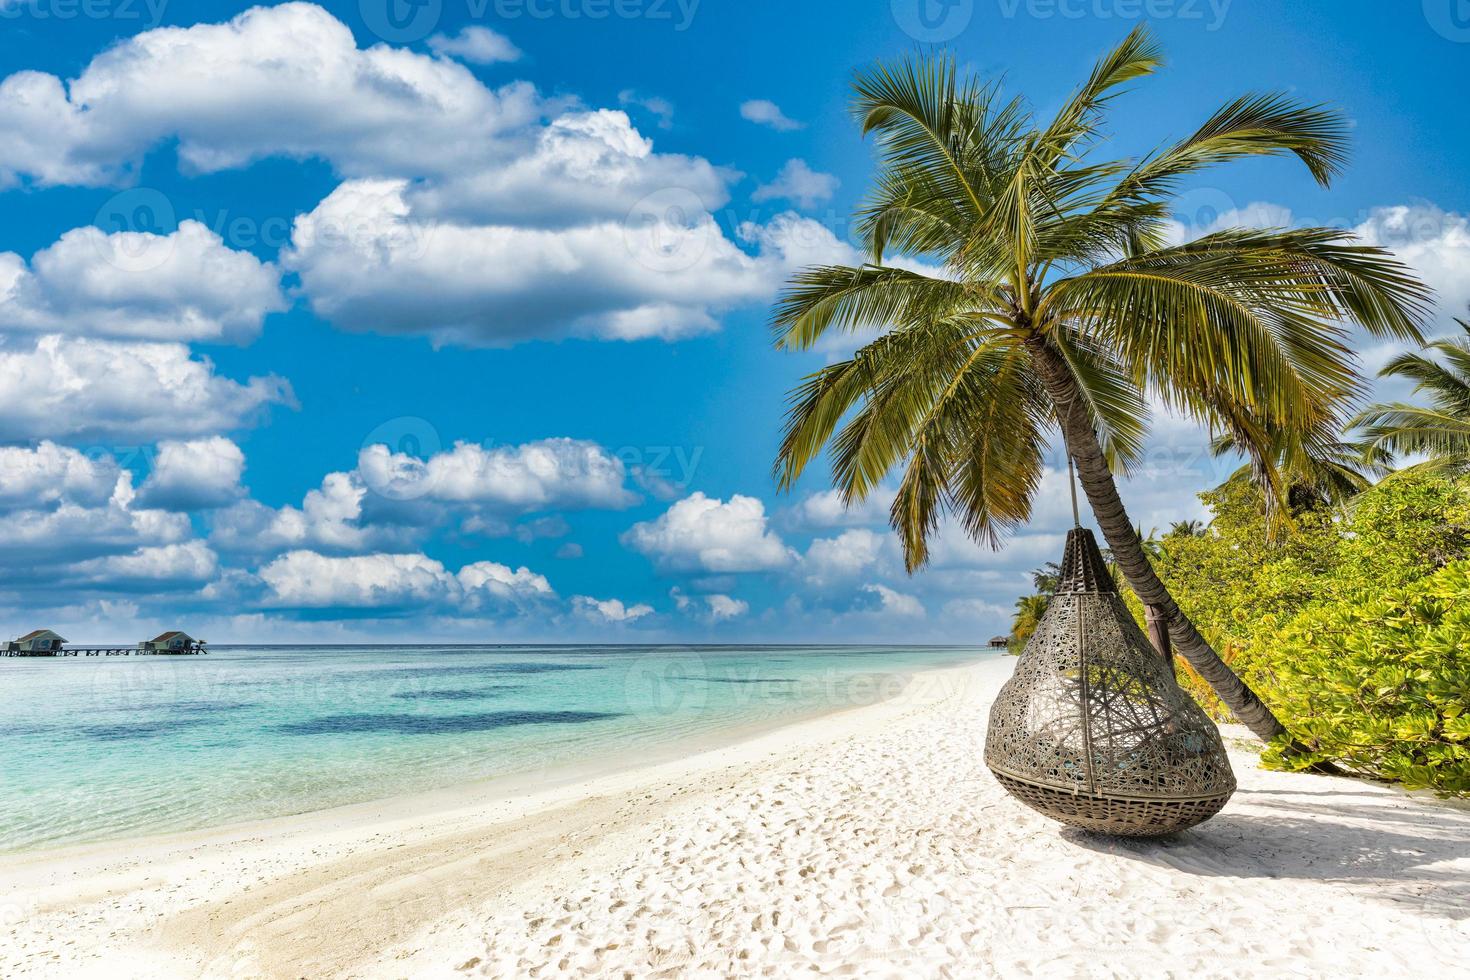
left=1355, top=309, right=1470, bottom=475
left=771, top=28, right=1431, bottom=742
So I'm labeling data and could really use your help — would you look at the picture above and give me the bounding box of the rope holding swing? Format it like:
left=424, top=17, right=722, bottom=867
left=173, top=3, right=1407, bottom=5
left=1068, top=456, right=1081, bottom=529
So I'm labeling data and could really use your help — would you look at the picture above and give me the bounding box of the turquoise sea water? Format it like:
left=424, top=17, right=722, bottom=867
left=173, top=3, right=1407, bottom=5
left=0, top=645, right=988, bottom=853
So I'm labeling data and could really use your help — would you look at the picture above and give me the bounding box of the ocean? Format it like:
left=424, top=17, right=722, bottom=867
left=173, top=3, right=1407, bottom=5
left=0, top=644, right=989, bottom=852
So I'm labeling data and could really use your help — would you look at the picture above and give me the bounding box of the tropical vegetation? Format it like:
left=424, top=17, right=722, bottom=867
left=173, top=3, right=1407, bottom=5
left=769, top=27, right=1431, bottom=746
left=1356, top=308, right=1470, bottom=476
left=1136, top=471, right=1470, bottom=795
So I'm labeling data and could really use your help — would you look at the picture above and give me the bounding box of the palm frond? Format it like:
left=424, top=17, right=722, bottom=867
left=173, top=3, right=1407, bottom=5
left=1035, top=25, right=1164, bottom=167
left=772, top=264, right=1002, bottom=351
left=1038, top=228, right=1431, bottom=427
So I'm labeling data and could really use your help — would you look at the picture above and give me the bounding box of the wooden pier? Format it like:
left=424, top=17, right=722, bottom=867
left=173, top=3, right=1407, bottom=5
left=2, top=647, right=209, bottom=657
left=3, top=628, right=206, bottom=658
left=1, top=646, right=207, bottom=657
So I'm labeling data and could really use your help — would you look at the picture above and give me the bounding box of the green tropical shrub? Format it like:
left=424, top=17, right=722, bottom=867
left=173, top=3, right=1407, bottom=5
left=1112, top=470, right=1470, bottom=794
left=1247, top=562, right=1470, bottom=795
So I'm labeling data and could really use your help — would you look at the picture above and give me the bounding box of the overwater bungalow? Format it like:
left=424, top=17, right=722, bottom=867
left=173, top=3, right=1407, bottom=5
left=3, top=629, right=68, bottom=656
left=139, top=631, right=206, bottom=655
left=987, top=635, right=1010, bottom=650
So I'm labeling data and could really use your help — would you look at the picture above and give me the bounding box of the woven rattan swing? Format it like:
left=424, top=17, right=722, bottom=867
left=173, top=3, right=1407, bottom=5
left=984, top=525, right=1236, bottom=836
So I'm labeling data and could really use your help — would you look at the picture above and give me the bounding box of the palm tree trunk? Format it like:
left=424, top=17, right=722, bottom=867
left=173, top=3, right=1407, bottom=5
left=1025, top=337, right=1291, bottom=744
left=1144, top=604, right=1172, bottom=663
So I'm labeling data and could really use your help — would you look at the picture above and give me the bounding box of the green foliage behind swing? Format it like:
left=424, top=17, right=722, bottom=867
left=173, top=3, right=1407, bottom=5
left=1140, top=471, right=1470, bottom=795
left=1248, top=562, right=1470, bottom=794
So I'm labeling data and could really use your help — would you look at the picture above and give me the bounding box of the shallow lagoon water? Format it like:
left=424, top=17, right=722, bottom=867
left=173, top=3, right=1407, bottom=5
left=0, top=644, right=988, bottom=852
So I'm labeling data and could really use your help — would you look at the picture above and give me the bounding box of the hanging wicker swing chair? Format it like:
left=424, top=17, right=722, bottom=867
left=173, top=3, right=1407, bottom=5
left=984, top=527, right=1236, bottom=836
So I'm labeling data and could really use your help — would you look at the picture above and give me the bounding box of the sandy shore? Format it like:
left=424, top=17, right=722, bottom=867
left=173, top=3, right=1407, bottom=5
left=3, top=657, right=1467, bottom=978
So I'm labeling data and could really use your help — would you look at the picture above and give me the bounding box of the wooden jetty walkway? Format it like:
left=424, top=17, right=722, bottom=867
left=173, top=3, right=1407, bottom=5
left=3, top=629, right=206, bottom=658
left=1, top=647, right=207, bottom=657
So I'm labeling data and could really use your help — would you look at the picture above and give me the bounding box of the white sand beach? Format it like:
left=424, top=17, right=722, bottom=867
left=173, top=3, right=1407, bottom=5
left=3, top=657, right=1467, bottom=979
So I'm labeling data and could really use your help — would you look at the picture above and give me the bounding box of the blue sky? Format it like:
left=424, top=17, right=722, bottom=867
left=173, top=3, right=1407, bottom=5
left=0, top=0, right=1466, bottom=643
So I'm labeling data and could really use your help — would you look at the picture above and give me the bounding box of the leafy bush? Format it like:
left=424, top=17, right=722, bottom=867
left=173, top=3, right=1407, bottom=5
left=1105, top=470, right=1470, bottom=794
left=1145, top=472, right=1470, bottom=730
left=1335, top=472, right=1470, bottom=589
left=1246, top=562, right=1470, bottom=795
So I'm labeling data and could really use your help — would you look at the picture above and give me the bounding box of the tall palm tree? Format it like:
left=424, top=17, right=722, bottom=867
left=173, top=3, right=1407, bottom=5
left=1355, top=310, right=1470, bottom=474
left=771, top=28, right=1430, bottom=743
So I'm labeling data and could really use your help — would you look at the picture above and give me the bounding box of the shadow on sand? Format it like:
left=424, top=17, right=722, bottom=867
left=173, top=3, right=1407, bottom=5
left=1062, top=781, right=1470, bottom=921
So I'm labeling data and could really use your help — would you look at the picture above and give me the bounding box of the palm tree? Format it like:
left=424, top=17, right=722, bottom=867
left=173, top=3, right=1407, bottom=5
left=771, top=28, right=1430, bottom=743
left=1029, top=561, right=1061, bottom=595
left=1210, top=424, right=1391, bottom=539
left=1100, top=525, right=1160, bottom=587
left=1009, top=592, right=1051, bottom=650
left=1355, top=310, right=1470, bottom=475
left=1168, top=520, right=1205, bottom=538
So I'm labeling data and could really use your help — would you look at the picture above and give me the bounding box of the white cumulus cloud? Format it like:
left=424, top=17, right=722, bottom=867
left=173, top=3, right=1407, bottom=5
left=210, top=471, right=410, bottom=556
left=0, top=3, right=541, bottom=187
left=357, top=438, right=639, bottom=513
left=861, top=583, right=924, bottom=618
left=0, top=336, right=293, bottom=442
left=404, top=109, right=734, bottom=227
left=705, top=594, right=749, bottom=621
left=0, top=442, right=119, bottom=512
left=0, top=474, right=191, bottom=565
left=573, top=595, right=654, bottom=623
left=671, top=587, right=750, bottom=622
left=136, top=437, right=247, bottom=511
left=286, top=176, right=829, bottom=347
left=68, top=540, right=219, bottom=589
left=623, top=493, right=794, bottom=573
left=783, top=488, right=897, bottom=530
left=1354, top=204, right=1470, bottom=331
left=458, top=561, right=556, bottom=610
left=259, top=551, right=458, bottom=608
left=0, top=221, right=284, bottom=343
left=427, top=26, right=522, bottom=65
left=752, top=159, right=839, bottom=208
left=802, top=529, right=888, bottom=588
